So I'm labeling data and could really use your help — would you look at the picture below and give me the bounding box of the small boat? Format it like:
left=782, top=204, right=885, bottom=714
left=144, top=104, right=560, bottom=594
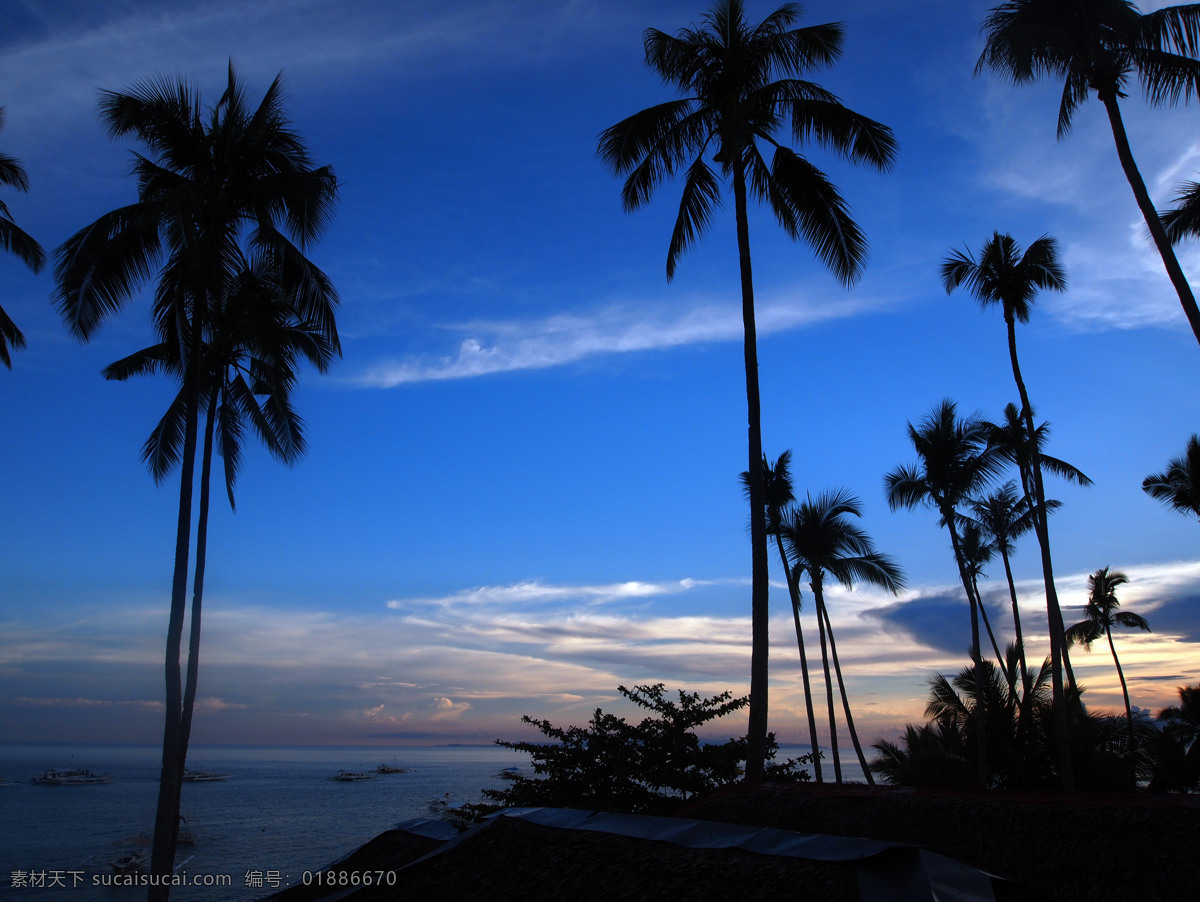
left=109, top=847, right=147, bottom=875
left=497, top=766, right=521, bottom=779
left=373, top=762, right=407, bottom=774
left=329, top=770, right=374, bottom=782
left=33, top=768, right=111, bottom=785
left=181, top=769, right=230, bottom=782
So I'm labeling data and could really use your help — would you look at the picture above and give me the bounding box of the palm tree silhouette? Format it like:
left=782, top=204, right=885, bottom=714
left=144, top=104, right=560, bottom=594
left=1066, top=567, right=1150, bottom=725
left=977, top=1, right=1200, bottom=346
left=52, top=65, right=338, bottom=896
left=942, top=230, right=1086, bottom=788
left=741, top=451, right=822, bottom=779
left=886, top=400, right=1005, bottom=788
left=1142, top=434, right=1200, bottom=522
left=780, top=489, right=903, bottom=784
left=0, top=108, right=45, bottom=368
left=963, top=483, right=1046, bottom=690
left=599, top=0, right=896, bottom=779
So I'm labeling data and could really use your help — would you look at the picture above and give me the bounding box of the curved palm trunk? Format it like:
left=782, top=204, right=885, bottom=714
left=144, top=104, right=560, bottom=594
left=775, top=534, right=822, bottom=781
left=1106, top=625, right=1134, bottom=726
left=733, top=163, right=771, bottom=783
left=998, top=547, right=1030, bottom=692
left=970, top=571, right=1009, bottom=682
left=943, top=513, right=988, bottom=789
left=1100, top=93, right=1200, bottom=346
left=1004, top=312, right=1074, bottom=790
left=179, top=387, right=218, bottom=773
left=816, top=592, right=875, bottom=785
left=811, top=572, right=841, bottom=782
left=148, top=343, right=202, bottom=899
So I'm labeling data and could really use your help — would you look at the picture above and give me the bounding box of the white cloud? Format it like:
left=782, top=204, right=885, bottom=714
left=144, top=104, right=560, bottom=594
left=353, top=291, right=891, bottom=386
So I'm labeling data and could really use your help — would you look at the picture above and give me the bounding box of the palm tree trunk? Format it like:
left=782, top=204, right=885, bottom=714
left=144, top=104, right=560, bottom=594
left=775, top=534, right=822, bottom=781
left=1005, top=312, right=1074, bottom=790
left=812, top=574, right=841, bottom=782
left=1107, top=625, right=1134, bottom=725
left=944, top=514, right=988, bottom=789
left=178, top=388, right=218, bottom=778
left=999, top=547, right=1029, bottom=692
left=148, top=342, right=201, bottom=900
left=971, top=572, right=1008, bottom=681
left=733, top=162, right=770, bottom=783
left=817, top=595, right=875, bottom=785
left=1100, top=92, right=1200, bottom=346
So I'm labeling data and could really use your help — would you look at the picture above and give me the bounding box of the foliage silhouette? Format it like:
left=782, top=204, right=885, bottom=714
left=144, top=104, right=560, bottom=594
left=486, top=684, right=812, bottom=815
left=600, top=0, right=895, bottom=780
left=1142, top=434, right=1200, bottom=522
left=0, top=108, right=45, bottom=368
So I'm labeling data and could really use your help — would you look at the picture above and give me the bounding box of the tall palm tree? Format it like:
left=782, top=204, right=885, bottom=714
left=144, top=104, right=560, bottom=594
left=977, top=1, right=1200, bottom=346
left=885, top=400, right=1005, bottom=788
left=52, top=66, right=338, bottom=897
left=957, top=522, right=1010, bottom=682
left=0, top=108, right=45, bottom=368
left=942, top=230, right=1080, bottom=786
left=599, top=0, right=896, bottom=780
left=1142, top=434, right=1200, bottom=522
left=780, top=489, right=903, bottom=784
left=741, top=451, right=822, bottom=778
left=963, top=483, right=1046, bottom=690
left=1066, top=567, right=1151, bottom=725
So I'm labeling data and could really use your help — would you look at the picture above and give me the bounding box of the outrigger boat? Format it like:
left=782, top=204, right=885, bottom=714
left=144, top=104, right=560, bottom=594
left=329, top=769, right=375, bottom=782
left=182, top=769, right=230, bottom=782
left=33, top=768, right=111, bottom=785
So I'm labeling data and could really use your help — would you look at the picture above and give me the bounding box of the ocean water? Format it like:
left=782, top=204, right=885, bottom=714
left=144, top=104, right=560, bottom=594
left=0, top=743, right=525, bottom=901
left=0, top=742, right=864, bottom=901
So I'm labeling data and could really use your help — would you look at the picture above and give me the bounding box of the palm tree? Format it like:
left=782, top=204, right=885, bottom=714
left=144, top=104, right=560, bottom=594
left=779, top=489, right=903, bottom=785
left=977, top=1, right=1200, bottom=346
left=0, top=108, right=46, bottom=368
left=964, top=483, right=1046, bottom=690
left=599, top=0, right=896, bottom=780
left=942, top=230, right=1080, bottom=786
left=1066, top=567, right=1151, bottom=725
left=52, top=66, right=338, bottom=897
left=957, top=521, right=1010, bottom=683
left=741, top=451, right=822, bottom=778
left=1148, top=684, right=1200, bottom=792
left=885, top=400, right=1005, bottom=788
left=1142, top=434, right=1200, bottom=522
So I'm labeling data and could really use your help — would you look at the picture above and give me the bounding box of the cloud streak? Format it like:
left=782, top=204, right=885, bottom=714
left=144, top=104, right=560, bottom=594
left=353, top=292, right=890, bottom=386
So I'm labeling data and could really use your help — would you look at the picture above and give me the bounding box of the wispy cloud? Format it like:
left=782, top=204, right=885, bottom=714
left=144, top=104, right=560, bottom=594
left=352, top=291, right=890, bottom=386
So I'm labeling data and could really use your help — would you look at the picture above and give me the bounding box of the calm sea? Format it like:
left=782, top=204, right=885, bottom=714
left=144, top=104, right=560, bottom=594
left=0, top=742, right=862, bottom=901
left=0, top=743, right=525, bottom=901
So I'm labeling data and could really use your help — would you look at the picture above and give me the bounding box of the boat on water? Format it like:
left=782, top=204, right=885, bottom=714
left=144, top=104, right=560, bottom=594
left=497, top=766, right=521, bottom=779
left=373, top=762, right=408, bottom=774
left=329, top=770, right=375, bottom=782
left=33, top=768, right=111, bottom=785
left=181, top=769, right=230, bottom=782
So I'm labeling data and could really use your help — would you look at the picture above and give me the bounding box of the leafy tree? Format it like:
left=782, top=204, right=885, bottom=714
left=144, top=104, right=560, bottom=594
left=977, top=1, right=1200, bottom=346
left=779, top=489, right=903, bottom=785
left=486, top=684, right=812, bottom=815
left=599, top=0, right=896, bottom=780
left=1066, top=567, right=1151, bottom=725
left=885, top=401, right=1006, bottom=788
left=741, top=451, right=822, bottom=778
left=1142, top=434, right=1200, bottom=522
left=52, top=66, right=338, bottom=896
left=0, top=107, right=45, bottom=368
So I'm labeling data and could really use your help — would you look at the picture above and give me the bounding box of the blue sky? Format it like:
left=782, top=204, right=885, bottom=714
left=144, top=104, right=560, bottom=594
left=1, top=0, right=1198, bottom=750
